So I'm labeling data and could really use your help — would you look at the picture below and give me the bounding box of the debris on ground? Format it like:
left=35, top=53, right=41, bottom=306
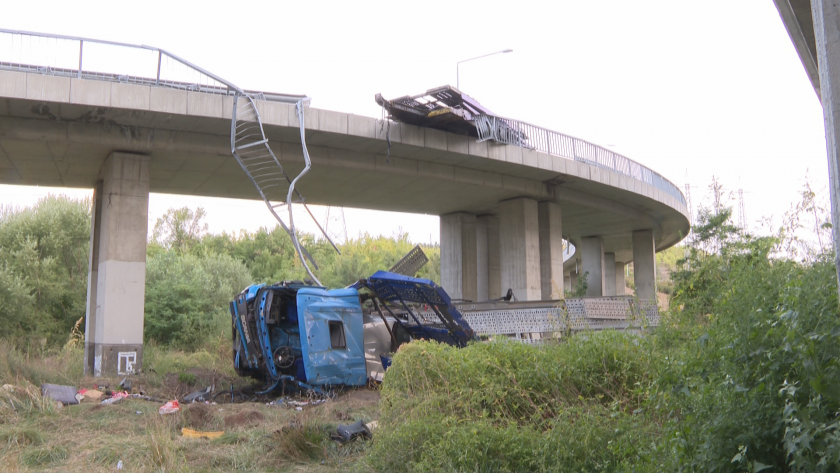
left=223, top=410, right=264, bottom=428
left=118, top=377, right=132, bottom=392
left=159, top=400, right=180, bottom=415
left=101, top=391, right=130, bottom=405
left=334, top=420, right=372, bottom=443
left=183, top=386, right=213, bottom=403
left=41, top=383, right=81, bottom=405
left=182, top=427, right=225, bottom=439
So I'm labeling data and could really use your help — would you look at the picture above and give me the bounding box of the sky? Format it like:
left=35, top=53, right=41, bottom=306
left=0, top=0, right=828, bottom=244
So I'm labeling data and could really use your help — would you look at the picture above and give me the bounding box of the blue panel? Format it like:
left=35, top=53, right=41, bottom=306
left=244, top=284, right=265, bottom=302
left=296, top=287, right=367, bottom=386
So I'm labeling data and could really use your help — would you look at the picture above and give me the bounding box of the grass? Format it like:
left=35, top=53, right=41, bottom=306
left=0, top=337, right=381, bottom=472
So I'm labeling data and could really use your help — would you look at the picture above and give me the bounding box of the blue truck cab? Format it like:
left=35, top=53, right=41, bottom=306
left=229, top=271, right=475, bottom=391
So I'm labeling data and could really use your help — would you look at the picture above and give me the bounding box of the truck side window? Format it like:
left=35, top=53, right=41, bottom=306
left=329, top=321, right=346, bottom=349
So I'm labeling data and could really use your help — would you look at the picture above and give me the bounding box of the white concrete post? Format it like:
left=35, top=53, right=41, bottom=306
left=615, top=262, right=627, bottom=295
left=581, top=236, right=605, bottom=297
left=604, top=252, right=617, bottom=296
left=811, top=0, right=840, bottom=296
left=86, top=152, right=150, bottom=377
left=632, top=230, right=657, bottom=301
left=440, top=212, right=478, bottom=301
left=538, top=201, right=564, bottom=300
left=499, top=198, right=541, bottom=301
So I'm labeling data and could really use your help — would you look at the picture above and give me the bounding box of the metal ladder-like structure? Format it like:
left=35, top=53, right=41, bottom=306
left=230, top=94, right=339, bottom=285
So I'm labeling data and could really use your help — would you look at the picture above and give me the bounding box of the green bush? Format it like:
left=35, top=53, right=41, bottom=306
left=0, top=196, right=90, bottom=346
left=652, top=198, right=840, bottom=471
left=144, top=252, right=252, bottom=348
left=367, top=334, right=662, bottom=472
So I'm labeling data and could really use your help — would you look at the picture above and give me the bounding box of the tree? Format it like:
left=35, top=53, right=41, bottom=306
left=152, top=207, right=208, bottom=253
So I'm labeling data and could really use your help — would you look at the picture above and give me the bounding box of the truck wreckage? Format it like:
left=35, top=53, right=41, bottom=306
left=229, top=268, right=474, bottom=394
left=229, top=250, right=660, bottom=394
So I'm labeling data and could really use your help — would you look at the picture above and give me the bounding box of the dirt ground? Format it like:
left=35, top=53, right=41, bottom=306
left=0, top=383, right=382, bottom=472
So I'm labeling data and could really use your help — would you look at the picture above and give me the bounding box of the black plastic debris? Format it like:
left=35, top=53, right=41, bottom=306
left=334, top=420, right=372, bottom=443
left=182, top=386, right=213, bottom=403
left=41, top=384, right=80, bottom=405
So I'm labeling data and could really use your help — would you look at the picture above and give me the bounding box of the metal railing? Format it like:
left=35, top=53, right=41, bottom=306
left=474, top=114, right=686, bottom=206
left=0, top=28, right=333, bottom=281
left=0, top=28, right=307, bottom=104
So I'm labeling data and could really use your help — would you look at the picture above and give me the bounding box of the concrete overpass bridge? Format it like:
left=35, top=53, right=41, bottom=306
left=0, top=29, right=689, bottom=375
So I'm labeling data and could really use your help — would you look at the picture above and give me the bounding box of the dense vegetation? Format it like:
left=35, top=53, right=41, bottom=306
left=366, top=184, right=840, bottom=472
left=0, top=197, right=440, bottom=348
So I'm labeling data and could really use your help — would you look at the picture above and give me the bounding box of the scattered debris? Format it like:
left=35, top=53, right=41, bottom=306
left=334, top=420, right=372, bottom=443
left=159, top=400, right=180, bottom=415
left=367, top=420, right=379, bottom=432
left=182, top=428, right=224, bottom=440
left=2, top=384, right=15, bottom=392
left=183, top=386, right=213, bottom=403
left=82, top=389, right=104, bottom=401
left=41, top=384, right=81, bottom=405
left=101, top=392, right=129, bottom=405
left=118, top=377, right=132, bottom=392
left=117, top=459, right=123, bottom=470
left=223, top=410, right=264, bottom=428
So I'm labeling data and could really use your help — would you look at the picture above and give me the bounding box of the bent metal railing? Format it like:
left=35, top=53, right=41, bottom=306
left=474, top=114, right=686, bottom=206
left=398, top=296, right=660, bottom=344
left=0, top=28, right=335, bottom=283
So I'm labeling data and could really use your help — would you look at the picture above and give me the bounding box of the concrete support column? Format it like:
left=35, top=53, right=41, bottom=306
left=476, top=215, right=501, bottom=300
left=499, top=198, right=540, bottom=301
left=615, top=262, right=626, bottom=295
left=580, top=236, right=605, bottom=297
left=440, top=212, right=477, bottom=301
left=84, top=181, right=103, bottom=375
left=538, top=201, right=564, bottom=300
left=812, top=0, right=840, bottom=298
left=604, top=252, right=617, bottom=296
left=84, top=152, right=150, bottom=377
left=632, top=230, right=657, bottom=301
left=569, top=270, right=578, bottom=291
left=487, top=216, right=501, bottom=300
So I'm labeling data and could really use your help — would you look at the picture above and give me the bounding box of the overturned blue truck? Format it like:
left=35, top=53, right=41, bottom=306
left=229, top=271, right=476, bottom=393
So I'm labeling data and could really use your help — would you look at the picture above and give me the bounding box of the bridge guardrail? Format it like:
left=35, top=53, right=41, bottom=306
left=0, top=29, right=307, bottom=104
left=474, top=114, right=686, bottom=206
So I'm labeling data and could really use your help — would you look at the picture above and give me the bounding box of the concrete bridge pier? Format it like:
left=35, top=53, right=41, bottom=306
left=538, top=201, right=564, bottom=300
left=499, top=198, right=541, bottom=301
left=615, top=262, right=627, bottom=295
left=632, top=230, right=657, bottom=301
left=604, top=252, right=617, bottom=296
left=84, top=152, right=150, bottom=377
left=580, top=236, right=606, bottom=297
left=441, top=213, right=478, bottom=301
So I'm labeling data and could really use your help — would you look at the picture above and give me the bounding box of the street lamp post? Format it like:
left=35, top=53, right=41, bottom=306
left=457, top=49, right=513, bottom=90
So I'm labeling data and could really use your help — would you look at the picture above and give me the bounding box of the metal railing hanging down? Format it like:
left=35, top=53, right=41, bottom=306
left=474, top=114, right=686, bottom=206
left=0, top=28, right=336, bottom=281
